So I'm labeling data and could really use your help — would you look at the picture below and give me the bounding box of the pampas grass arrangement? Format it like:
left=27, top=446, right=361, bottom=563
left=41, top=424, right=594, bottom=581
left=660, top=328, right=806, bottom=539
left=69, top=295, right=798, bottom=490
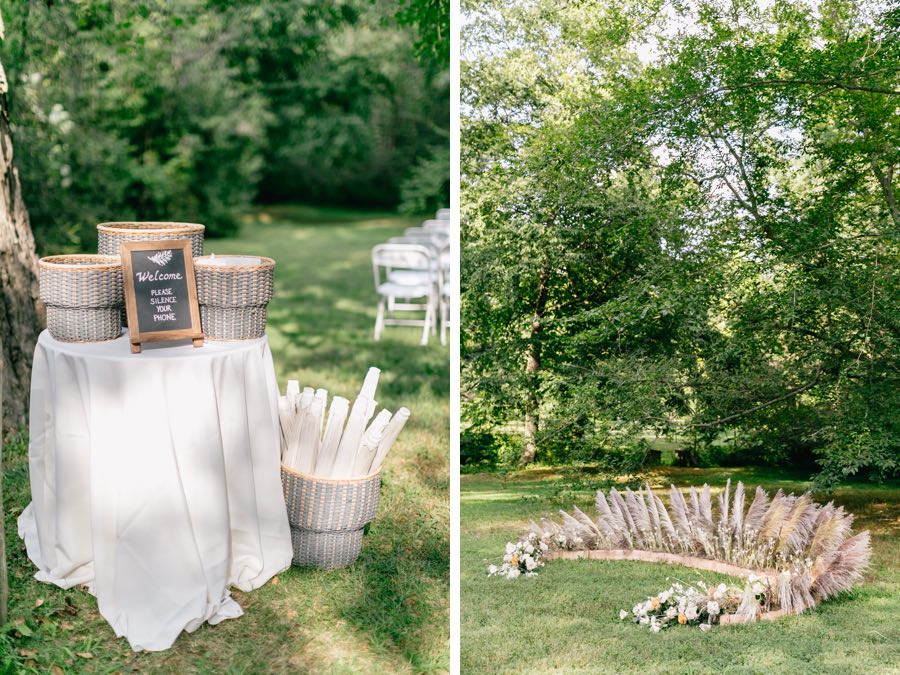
left=528, top=480, right=870, bottom=620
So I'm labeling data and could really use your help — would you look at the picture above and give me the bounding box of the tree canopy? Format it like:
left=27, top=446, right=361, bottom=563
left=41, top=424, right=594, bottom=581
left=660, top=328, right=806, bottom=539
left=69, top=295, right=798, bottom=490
left=462, top=0, right=899, bottom=486
left=3, top=0, right=449, bottom=252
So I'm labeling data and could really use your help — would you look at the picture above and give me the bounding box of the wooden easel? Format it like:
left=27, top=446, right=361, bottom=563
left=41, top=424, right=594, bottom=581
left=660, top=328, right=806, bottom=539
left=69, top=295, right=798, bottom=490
left=120, top=240, right=205, bottom=354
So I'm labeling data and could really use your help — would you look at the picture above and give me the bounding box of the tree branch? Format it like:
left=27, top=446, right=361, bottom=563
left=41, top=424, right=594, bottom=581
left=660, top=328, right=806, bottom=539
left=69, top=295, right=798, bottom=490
left=669, top=78, right=900, bottom=114
left=645, top=377, right=820, bottom=429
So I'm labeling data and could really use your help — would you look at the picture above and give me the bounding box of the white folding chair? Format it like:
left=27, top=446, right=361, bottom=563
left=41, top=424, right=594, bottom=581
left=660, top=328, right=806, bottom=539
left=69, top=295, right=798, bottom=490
left=390, top=235, right=450, bottom=272
left=422, top=219, right=451, bottom=233
left=440, top=275, right=452, bottom=345
left=372, top=244, right=439, bottom=345
left=404, top=227, right=449, bottom=243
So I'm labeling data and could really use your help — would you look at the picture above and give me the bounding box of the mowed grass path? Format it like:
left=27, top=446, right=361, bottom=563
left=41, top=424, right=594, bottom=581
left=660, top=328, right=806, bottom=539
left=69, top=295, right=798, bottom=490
left=461, top=467, right=899, bottom=674
left=2, top=206, right=449, bottom=673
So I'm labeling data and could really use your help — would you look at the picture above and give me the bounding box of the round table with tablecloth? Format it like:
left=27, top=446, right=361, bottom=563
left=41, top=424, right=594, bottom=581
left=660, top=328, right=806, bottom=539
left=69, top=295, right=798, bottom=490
left=17, top=331, right=293, bottom=651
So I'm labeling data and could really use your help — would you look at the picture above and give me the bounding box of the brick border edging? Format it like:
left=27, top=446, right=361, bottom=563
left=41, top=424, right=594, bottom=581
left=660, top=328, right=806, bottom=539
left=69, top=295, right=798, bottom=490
left=543, top=548, right=791, bottom=623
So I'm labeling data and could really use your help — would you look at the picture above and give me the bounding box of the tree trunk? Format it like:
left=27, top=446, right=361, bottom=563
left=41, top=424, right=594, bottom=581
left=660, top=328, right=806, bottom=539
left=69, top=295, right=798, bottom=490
left=0, top=331, right=7, bottom=626
left=870, top=158, right=900, bottom=229
left=0, top=25, right=44, bottom=429
left=521, top=342, right=540, bottom=464
left=520, top=268, right=549, bottom=465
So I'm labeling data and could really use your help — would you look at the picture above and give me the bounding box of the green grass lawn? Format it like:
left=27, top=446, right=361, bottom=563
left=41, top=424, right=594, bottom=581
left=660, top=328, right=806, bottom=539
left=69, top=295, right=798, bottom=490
left=461, top=466, right=900, bottom=674
left=2, top=205, right=450, bottom=673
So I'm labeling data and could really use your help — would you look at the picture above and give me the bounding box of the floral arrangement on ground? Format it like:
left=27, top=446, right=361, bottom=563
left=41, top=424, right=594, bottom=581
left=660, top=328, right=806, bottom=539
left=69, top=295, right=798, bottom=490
left=487, top=481, right=870, bottom=626
left=621, top=576, right=770, bottom=632
left=487, top=532, right=548, bottom=579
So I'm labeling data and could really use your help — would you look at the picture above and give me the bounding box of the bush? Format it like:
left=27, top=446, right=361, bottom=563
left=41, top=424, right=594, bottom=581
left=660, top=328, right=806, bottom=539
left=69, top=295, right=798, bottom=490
left=4, top=1, right=449, bottom=253
left=460, top=431, right=497, bottom=470
left=6, top=3, right=269, bottom=253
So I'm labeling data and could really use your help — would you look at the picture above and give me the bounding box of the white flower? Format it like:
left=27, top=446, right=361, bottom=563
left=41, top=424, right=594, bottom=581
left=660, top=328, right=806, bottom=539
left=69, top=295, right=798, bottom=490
left=699, top=623, right=712, bottom=632
left=651, top=623, right=661, bottom=633
left=665, top=607, right=677, bottom=619
left=620, top=609, right=629, bottom=620
left=685, top=605, right=698, bottom=620
left=528, top=532, right=537, bottom=539
left=539, top=541, right=549, bottom=552
left=707, top=601, right=720, bottom=615
left=505, top=542, right=516, bottom=554
left=639, top=617, right=649, bottom=625
left=524, top=543, right=535, bottom=554
left=487, top=565, right=497, bottom=575
left=714, top=583, right=727, bottom=599
left=660, top=590, right=672, bottom=603
left=525, top=556, right=538, bottom=571
left=507, top=568, right=520, bottom=579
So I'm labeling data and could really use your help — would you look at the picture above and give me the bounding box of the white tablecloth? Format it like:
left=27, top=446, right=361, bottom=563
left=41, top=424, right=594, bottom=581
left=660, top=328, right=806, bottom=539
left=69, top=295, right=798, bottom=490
left=18, top=331, right=292, bottom=651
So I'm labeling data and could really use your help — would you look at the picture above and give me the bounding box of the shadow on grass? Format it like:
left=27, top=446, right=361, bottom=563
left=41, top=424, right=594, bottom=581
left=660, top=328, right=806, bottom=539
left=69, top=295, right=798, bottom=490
left=340, top=487, right=450, bottom=672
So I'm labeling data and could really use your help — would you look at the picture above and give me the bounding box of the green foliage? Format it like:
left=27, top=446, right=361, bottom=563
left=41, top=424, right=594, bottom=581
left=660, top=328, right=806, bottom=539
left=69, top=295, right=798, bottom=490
left=242, top=3, right=449, bottom=208
left=399, top=141, right=451, bottom=215
left=5, top=2, right=269, bottom=248
left=462, top=0, right=899, bottom=485
left=460, top=429, right=525, bottom=471
left=391, top=0, right=451, bottom=69
left=3, top=1, right=449, bottom=254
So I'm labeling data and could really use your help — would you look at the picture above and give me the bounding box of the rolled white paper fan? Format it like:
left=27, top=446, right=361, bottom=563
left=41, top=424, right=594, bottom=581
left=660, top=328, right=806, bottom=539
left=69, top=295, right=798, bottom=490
left=279, top=367, right=410, bottom=478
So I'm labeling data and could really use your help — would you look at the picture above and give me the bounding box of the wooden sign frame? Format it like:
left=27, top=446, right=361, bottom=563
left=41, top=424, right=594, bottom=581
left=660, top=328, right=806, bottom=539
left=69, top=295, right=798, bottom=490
left=120, top=239, right=204, bottom=353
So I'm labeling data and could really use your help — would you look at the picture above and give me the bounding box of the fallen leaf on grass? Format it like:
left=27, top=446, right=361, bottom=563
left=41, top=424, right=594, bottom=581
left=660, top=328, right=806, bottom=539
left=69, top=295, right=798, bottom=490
left=76, top=652, right=94, bottom=659
left=60, top=621, right=75, bottom=630
left=286, top=609, right=298, bottom=620
left=34, top=598, right=45, bottom=608
left=50, top=666, right=64, bottom=675
left=271, top=576, right=280, bottom=586
left=13, top=618, right=33, bottom=637
left=19, top=649, right=37, bottom=658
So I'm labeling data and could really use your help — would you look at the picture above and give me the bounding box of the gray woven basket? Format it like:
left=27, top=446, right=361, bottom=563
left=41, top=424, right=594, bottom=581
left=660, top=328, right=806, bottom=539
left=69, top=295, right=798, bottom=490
left=39, top=255, right=124, bottom=342
left=97, top=221, right=205, bottom=258
left=194, top=256, right=275, bottom=340
left=281, top=465, right=381, bottom=569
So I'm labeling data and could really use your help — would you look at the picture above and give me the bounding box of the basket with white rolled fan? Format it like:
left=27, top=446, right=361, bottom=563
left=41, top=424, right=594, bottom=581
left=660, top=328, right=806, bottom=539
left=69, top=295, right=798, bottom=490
left=279, top=367, right=410, bottom=569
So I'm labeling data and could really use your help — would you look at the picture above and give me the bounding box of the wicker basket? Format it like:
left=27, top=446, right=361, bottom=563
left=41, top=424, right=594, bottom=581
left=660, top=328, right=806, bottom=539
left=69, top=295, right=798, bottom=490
left=281, top=465, right=381, bottom=569
left=194, top=256, right=275, bottom=340
left=39, top=255, right=124, bottom=342
left=97, top=222, right=205, bottom=258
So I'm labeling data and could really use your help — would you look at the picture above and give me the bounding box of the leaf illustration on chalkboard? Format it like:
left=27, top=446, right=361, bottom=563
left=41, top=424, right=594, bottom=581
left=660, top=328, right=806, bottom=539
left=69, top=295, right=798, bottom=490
left=148, top=250, right=173, bottom=266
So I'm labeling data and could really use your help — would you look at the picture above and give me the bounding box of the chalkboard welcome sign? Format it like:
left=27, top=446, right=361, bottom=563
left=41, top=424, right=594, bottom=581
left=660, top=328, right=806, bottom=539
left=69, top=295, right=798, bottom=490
left=121, top=239, right=203, bottom=353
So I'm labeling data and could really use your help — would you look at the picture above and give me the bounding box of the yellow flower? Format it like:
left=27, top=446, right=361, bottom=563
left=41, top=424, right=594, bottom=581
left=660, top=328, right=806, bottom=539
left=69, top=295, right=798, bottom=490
left=678, top=613, right=687, bottom=625
left=510, top=555, right=519, bottom=566
left=651, top=597, right=660, bottom=609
